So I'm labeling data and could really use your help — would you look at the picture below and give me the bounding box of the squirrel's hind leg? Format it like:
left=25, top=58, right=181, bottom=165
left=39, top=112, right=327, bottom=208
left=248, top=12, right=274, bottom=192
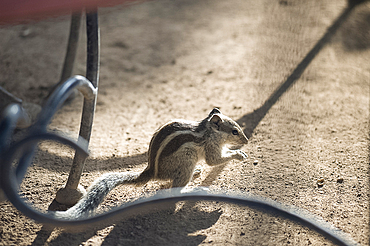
left=171, top=164, right=209, bottom=194
left=171, top=167, right=194, bottom=188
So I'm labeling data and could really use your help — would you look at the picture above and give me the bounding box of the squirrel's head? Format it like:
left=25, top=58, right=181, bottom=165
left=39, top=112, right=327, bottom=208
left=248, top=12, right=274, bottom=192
left=207, top=108, right=248, bottom=146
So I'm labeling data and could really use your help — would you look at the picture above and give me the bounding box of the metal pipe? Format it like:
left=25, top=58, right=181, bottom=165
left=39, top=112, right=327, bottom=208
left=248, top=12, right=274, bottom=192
left=44, top=12, right=82, bottom=104
left=15, top=76, right=96, bottom=184
left=60, top=12, right=82, bottom=83
left=56, top=10, right=100, bottom=205
left=0, top=76, right=94, bottom=202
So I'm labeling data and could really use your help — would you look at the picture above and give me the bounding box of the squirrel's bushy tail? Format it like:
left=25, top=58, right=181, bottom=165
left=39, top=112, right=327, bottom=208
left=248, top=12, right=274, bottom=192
left=53, top=172, right=144, bottom=220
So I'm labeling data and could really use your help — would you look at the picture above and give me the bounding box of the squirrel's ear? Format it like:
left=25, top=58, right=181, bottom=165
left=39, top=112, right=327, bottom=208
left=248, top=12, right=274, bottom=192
left=209, top=108, right=221, bottom=117
left=209, top=114, right=222, bottom=129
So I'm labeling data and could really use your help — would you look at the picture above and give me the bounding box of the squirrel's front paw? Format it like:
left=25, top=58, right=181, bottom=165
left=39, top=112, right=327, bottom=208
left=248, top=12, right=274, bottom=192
left=181, top=186, right=209, bottom=194
left=235, top=150, right=248, bottom=161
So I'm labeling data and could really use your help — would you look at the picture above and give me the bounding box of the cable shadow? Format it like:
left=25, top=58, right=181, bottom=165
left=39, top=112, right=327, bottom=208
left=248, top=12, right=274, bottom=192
left=201, top=4, right=356, bottom=187
left=238, top=4, right=355, bottom=138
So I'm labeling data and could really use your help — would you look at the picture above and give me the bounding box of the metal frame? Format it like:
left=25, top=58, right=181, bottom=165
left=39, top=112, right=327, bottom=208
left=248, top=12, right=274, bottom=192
left=55, top=10, right=100, bottom=205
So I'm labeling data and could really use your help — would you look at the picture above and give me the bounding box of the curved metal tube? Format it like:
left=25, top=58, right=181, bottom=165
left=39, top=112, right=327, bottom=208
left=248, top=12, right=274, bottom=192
left=45, top=12, right=82, bottom=99
left=0, top=132, right=88, bottom=200
left=35, top=75, right=96, bottom=131
left=0, top=104, right=24, bottom=151
left=0, top=103, right=24, bottom=201
left=0, top=75, right=95, bottom=185
left=13, top=76, right=96, bottom=183
left=61, top=10, right=100, bottom=198
left=60, top=12, right=82, bottom=83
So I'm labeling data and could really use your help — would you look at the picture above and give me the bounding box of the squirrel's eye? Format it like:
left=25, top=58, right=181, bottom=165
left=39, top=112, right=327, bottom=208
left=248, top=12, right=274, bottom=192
left=232, top=130, right=239, bottom=135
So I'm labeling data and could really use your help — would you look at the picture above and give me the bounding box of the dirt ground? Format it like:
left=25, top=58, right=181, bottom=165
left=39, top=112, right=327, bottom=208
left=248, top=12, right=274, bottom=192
left=0, top=0, right=369, bottom=245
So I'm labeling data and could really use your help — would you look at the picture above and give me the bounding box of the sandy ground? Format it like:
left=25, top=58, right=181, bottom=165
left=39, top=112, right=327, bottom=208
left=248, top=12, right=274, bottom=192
left=0, top=0, right=369, bottom=245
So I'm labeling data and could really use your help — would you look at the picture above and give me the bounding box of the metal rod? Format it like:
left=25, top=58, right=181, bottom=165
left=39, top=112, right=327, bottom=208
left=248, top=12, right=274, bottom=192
left=43, top=12, right=82, bottom=104
left=0, top=76, right=94, bottom=202
left=16, top=76, right=96, bottom=184
left=60, top=12, right=82, bottom=83
left=56, top=10, right=100, bottom=205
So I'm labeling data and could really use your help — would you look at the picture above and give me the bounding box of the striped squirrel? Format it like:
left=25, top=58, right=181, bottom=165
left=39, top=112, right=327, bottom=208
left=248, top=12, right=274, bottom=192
left=53, top=108, right=248, bottom=219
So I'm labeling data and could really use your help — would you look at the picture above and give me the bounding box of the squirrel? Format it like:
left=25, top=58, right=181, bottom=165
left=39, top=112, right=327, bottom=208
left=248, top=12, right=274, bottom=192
left=53, top=108, right=248, bottom=219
